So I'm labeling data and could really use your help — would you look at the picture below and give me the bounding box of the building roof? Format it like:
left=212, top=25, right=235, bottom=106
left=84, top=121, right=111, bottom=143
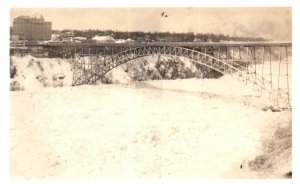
left=92, top=35, right=115, bottom=42
left=13, top=16, right=51, bottom=24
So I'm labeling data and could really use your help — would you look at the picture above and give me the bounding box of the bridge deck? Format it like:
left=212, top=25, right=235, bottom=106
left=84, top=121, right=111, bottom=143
left=39, top=41, right=292, bottom=48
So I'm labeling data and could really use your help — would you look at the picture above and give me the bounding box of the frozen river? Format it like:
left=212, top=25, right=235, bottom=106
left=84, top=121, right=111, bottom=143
left=10, top=78, right=291, bottom=179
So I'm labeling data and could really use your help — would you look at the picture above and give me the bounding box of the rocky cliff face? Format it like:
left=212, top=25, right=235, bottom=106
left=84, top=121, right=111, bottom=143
left=102, top=55, right=223, bottom=84
left=10, top=55, right=224, bottom=91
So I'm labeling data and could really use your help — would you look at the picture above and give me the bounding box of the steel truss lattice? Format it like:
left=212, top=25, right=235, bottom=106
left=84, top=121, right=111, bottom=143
left=71, top=44, right=292, bottom=107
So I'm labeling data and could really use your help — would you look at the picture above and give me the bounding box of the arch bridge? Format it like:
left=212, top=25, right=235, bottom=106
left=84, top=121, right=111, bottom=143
left=67, top=42, right=292, bottom=106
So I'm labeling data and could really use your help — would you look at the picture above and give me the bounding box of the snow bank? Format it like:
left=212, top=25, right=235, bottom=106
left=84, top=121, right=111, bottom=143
left=248, top=114, right=292, bottom=178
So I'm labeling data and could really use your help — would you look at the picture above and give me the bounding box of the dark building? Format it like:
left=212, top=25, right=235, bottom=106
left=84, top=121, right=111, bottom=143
left=12, top=16, right=52, bottom=41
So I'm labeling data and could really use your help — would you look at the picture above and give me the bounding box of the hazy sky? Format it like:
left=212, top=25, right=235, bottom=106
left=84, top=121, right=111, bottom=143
left=10, top=8, right=291, bottom=40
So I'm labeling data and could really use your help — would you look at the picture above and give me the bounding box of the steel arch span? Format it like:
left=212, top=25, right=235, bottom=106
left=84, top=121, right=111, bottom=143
left=71, top=45, right=290, bottom=106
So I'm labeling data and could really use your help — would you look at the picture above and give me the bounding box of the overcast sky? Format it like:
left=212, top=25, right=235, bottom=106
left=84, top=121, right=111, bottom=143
left=10, top=7, right=291, bottom=40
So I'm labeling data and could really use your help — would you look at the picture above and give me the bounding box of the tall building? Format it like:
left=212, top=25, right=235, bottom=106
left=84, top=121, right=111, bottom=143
left=12, top=16, right=52, bottom=41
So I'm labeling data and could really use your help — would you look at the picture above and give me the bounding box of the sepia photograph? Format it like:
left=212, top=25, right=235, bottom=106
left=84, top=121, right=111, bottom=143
left=7, top=5, right=293, bottom=180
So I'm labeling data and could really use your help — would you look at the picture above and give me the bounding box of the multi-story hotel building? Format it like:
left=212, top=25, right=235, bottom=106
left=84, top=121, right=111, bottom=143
left=12, top=16, right=52, bottom=41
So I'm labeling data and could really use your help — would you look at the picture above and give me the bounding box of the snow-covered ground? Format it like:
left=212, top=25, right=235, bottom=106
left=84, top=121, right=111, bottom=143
left=10, top=77, right=291, bottom=179
left=9, top=55, right=292, bottom=179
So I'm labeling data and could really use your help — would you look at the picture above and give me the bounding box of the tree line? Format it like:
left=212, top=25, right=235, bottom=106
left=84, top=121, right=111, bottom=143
left=53, top=29, right=266, bottom=42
